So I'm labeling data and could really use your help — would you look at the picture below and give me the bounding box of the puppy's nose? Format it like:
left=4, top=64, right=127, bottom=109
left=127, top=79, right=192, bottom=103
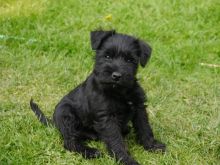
left=112, top=72, right=122, bottom=81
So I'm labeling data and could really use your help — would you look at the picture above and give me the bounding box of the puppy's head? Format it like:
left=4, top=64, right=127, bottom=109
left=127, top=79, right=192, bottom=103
left=91, top=30, right=152, bottom=89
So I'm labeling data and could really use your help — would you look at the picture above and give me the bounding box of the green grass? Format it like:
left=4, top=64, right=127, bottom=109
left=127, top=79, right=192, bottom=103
left=1, top=0, right=220, bottom=164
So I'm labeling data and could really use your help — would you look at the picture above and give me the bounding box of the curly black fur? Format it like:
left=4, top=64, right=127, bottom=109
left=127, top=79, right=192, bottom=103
left=30, top=30, right=165, bottom=165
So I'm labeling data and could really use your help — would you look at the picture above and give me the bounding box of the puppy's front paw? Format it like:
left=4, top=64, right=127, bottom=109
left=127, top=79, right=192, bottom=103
left=144, top=140, right=166, bottom=152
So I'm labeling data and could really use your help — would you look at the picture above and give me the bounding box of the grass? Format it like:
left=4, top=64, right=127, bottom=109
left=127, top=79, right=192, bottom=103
left=0, top=0, right=220, bottom=164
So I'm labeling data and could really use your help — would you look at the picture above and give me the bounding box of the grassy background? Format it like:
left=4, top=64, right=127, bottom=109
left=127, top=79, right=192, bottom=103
left=0, top=0, right=220, bottom=164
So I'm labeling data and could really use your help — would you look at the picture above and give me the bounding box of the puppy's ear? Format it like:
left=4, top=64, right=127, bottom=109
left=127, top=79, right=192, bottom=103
left=90, top=30, right=116, bottom=50
left=138, top=40, right=152, bottom=67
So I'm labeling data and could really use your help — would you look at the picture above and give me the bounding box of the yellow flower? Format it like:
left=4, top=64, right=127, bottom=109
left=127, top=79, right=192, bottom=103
left=104, top=14, right=112, bottom=21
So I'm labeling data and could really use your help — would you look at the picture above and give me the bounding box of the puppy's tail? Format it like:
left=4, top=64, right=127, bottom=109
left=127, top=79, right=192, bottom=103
left=30, top=99, right=54, bottom=126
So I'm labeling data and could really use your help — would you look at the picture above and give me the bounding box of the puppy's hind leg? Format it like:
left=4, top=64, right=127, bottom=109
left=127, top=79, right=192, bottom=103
left=54, top=104, right=101, bottom=159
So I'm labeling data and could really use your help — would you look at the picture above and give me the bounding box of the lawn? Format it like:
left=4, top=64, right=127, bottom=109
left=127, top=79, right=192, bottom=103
left=0, top=0, right=219, bottom=164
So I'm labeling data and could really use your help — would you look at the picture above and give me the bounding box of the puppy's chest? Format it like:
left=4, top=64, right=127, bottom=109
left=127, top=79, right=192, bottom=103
left=108, top=100, right=133, bottom=120
left=88, top=94, right=135, bottom=122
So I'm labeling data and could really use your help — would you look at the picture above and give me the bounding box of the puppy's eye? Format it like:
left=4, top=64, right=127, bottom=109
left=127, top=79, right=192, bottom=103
left=126, top=59, right=131, bottom=62
left=105, top=55, right=112, bottom=59
left=124, top=57, right=133, bottom=63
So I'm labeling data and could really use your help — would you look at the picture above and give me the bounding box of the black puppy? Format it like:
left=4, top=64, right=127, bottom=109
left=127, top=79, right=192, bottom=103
left=30, top=30, right=165, bottom=165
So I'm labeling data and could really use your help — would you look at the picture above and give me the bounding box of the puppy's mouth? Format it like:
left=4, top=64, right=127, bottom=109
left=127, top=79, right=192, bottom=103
left=101, top=82, right=122, bottom=88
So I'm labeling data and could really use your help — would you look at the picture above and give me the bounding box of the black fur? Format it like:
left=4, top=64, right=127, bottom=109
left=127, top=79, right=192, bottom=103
left=30, top=30, right=165, bottom=165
